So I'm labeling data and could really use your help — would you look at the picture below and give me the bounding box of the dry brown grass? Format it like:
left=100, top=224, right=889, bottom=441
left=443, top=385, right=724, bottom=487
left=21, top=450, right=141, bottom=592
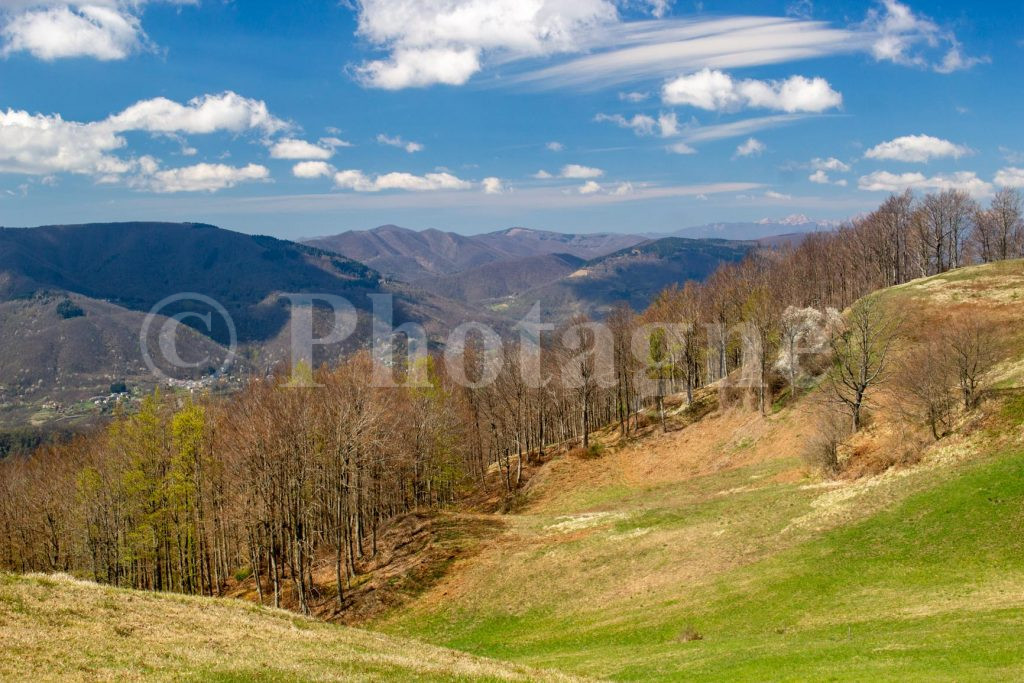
left=0, top=572, right=587, bottom=682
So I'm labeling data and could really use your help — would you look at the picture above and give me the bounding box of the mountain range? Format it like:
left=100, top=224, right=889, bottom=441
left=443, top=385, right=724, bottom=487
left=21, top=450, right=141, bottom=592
left=304, top=225, right=645, bottom=283
left=0, top=219, right=828, bottom=427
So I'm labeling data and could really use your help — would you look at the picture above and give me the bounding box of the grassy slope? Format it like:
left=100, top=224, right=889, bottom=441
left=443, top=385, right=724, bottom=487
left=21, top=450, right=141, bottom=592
left=378, top=262, right=1024, bottom=681
left=0, top=572, right=582, bottom=682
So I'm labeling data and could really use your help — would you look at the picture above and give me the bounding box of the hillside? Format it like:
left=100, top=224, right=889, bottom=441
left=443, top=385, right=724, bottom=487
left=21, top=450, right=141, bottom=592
left=418, top=253, right=586, bottom=303
left=0, top=222, right=486, bottom=427
left=0, top=573, right=579, bottom=682
left=305, top=225, right=511, bottom=282
left=500, top=237, right=752, bottom=319
left=366, top=261, right=1024, bottom=680
left=304, top=225, right=645, bottom=283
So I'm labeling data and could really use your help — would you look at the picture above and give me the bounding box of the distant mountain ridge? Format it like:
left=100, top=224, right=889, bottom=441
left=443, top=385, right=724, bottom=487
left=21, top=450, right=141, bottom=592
left=674, top=214, right=839, bottom=241
left=304, top=225, right=645, bottom=283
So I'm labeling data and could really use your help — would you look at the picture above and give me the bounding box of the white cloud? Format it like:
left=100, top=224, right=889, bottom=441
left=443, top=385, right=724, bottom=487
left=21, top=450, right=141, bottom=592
left=662, top=68, right=842, bottom=113
left=858, top=170, right=992, bottom=198
left=352, top=0, right=619, bottom=89
left=513, top=16, right=860, bottom=91
left=657, top=112, right=679, bottom=137
left=595, top=112, right=657, bottom=136
left=734, top=137, right=765, bottom=158
left=0, top=108, right=131, bottom=176
left=377, top=133, right=424, bottom=153
left=995, top=168, right=1024, bottom=189
left=680, top=114, right=810, bottom=144
left=764, top=190, right=792, bottom=200
left=293, top=161, right=334, bottom=179
left=579, top=180, right=602, bottom=194
left=482, top=176, right=505, bottom=194
left=0, top=92, right=285, bottom=194
left=619, top=91, right=650, bottom=103
left=137, top=162, right=270, bottom=193
left=334, top=169, right=473, bottom=192
left=808, top=169, right=846, bottom=186
left=597, top=111, right=678, bottom=138
left=864, top=135, right=971, bottom=163
left=0, top=1, right=196, bottom=61
left=667, top=142, right=696, bottom=155
left=860, top=0, right=986, bottom=73
left=319, top=136, right=352, bottom=149
left=107, top=91, right=288, bottom=136
left=546, top=141, right=565, bottom=151
left=533, top=169, right=554, bottom=179
left=612, top=181, right=634, bottom=195
left=269, top=138, right=336, bottom=160
left=811, top=157, right=850, bottom=172
left=561, top=164, right=603, bottom=179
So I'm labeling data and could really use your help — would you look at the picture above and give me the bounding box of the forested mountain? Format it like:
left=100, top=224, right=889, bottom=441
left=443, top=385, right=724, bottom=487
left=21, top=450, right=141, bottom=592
left=0, top=222, right=482, bottom=425
left=417, top=252, right=587, bottom=303
left=500, top=237, right=753, bottom=319
left=304, top=224, right=645, bottom=283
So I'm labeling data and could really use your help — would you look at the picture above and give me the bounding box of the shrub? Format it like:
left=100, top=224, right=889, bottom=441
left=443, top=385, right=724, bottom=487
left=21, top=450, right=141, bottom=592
left=55, top=298, right=84, bottom=319
left=802, top=410, right=848, bottom=477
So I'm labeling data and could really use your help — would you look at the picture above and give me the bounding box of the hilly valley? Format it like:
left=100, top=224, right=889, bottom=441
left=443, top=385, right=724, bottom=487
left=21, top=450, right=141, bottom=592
left=5, top=261, right=1024, bottom=681
left=497, top=237, right=753, bottom=319
left=0, top=222, right=486, bottom=427
left=305, top=225, right=646, bottom=283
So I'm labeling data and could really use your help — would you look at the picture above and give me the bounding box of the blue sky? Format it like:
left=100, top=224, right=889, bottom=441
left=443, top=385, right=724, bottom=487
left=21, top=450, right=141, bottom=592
left=0, top=0, right=1021, bottom=238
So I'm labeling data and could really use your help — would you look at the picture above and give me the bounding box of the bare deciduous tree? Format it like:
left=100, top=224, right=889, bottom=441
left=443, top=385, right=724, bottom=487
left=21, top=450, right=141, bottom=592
left=826, top=298, right=901, bottom=432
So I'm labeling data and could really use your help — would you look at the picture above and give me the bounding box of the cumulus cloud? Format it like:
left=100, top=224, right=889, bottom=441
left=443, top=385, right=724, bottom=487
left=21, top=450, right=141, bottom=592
left=560, top=164, right=603, bottom=179
left=734, top=137, right=766, bottom=158
left=0, top=108, right=131, bottom=176
left=546, top=141, right=565, bottom=151
left=334, top=169, right=473, bottom=192
left=809, top=169, right=847, bottom=186
left=579, top=180, right=602, bottom=194
left=351, top=0, right=618, bottom=89
left=995, top=168, right=1024, bottom=189
left=860, top=0, right=986, bottom=73
left=662, top=68, right=842, bottom=113
left=667, top=142, right=696, bottom=155
left=858, top=170, right=992, bottom=197
left=533, top=169, right=554, bottom=179
left=107, top=92, right=289, bottom=136
left=136, top=162, right=270, bottom=193
left=482, top=177, right=505, bottom=194
left=269, top=138, right=337, bottom=160
left=377, top=133, right=424, bottom=153
left=764, top=190, right=792, bottom=200
left=292, top=161, right=334, bottom=179
left=1, top=1, right=197, bottom=61
left=811, top=157, right=850, bottom=172
left=864, top=135, right=971, bottom=163
left=0, top=91, right=285, bottom=193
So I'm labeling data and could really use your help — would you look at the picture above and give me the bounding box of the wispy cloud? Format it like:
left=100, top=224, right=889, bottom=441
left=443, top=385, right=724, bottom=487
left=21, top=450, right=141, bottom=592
left=679, top=114, right=814, bottom=143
